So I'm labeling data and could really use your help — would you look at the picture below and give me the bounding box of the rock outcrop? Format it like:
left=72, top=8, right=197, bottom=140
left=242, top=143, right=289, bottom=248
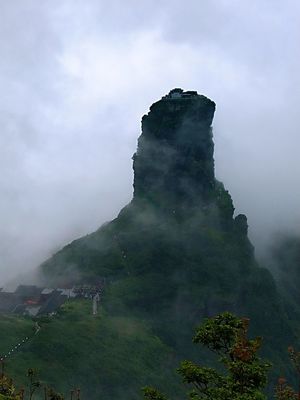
left=133, top=91, right=216, bottom=208
left=40, top=89, right=294, bottom=370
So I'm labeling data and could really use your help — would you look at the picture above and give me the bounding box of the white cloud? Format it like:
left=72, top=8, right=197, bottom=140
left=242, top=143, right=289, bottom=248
left=0, top=0, right=300, bottom=282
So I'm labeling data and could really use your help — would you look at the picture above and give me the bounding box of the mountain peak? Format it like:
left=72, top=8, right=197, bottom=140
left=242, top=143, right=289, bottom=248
left=133, top=89, right=216, bottom=207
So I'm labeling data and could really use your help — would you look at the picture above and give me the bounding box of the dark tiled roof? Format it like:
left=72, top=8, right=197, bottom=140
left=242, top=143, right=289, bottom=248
left=38, top=291, right=67, bottom=315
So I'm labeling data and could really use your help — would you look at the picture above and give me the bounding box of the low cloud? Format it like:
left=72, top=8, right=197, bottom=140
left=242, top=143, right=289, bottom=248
left=0, top=1, right=299, bottom=283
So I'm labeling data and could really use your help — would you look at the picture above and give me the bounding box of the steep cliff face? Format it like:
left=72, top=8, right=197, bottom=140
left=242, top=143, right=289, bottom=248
left=41, top=90, right=250, bottom=282
left=40, top=90, right=294, bottom=365
left=133, top=93, right=216, bottom=207
left=271, top=235, right=300, bottom=315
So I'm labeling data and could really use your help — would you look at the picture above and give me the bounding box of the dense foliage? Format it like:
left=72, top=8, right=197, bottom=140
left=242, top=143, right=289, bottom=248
left=144, top=312, right=271, bottom=400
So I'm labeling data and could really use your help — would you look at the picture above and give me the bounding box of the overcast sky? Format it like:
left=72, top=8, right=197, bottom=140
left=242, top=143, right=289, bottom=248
left=0, top=0, right=299, bottom=284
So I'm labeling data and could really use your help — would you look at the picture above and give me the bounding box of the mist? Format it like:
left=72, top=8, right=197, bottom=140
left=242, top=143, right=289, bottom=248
left=0, top=0, right=300, bottom=284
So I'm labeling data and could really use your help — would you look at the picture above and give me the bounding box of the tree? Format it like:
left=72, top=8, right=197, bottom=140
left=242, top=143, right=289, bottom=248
left=27, top=369, right=41, bottom=400
left=274, top=377, right=296, bottom=400
left=143, top=312, right=271, bottom=400
left=0, top=374, right=20, bottom=400
left=46, top=387, right=65, bottom=400
left=274, top=346, right=300, bottom=400
left=0, top=364, right=68, bottom=400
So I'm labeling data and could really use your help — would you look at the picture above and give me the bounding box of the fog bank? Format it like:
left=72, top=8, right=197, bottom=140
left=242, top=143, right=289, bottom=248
left=0, top=1, right=299, bottom=283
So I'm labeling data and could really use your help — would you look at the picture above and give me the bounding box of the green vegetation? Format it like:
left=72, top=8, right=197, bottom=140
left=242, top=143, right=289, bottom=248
left=0, top=300, right=182, bottom=400
left=1, top=311, right=300, bottom=400
left=144, top=312, right=271, bottom=400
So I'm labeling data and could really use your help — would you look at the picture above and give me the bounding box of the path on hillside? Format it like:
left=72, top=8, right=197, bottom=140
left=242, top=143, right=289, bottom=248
left=0, top=322, right=41, bottom=362
left=0, top=293, right=101, bottom=363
